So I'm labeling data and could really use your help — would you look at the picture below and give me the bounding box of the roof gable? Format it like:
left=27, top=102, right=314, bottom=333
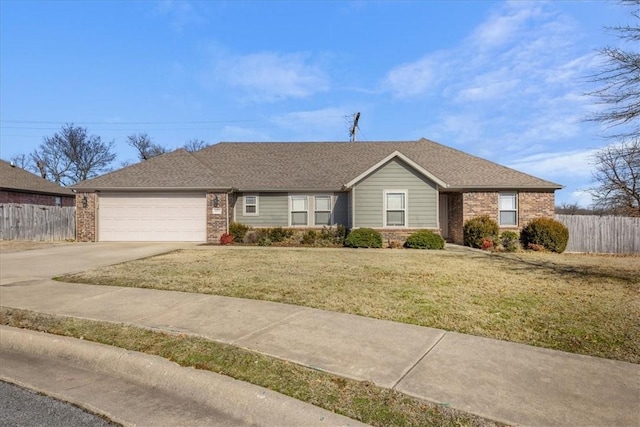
left=344, top=151, right=448, bottom=189
left=0, top=160, right=74, bottom=196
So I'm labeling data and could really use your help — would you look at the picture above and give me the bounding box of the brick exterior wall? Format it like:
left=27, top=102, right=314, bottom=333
left=206, top=192, right=229, bottom=243
left=0, top=190, right=75, bottom=207
left=518, top=191, right=555, bottom=226
left=446, top=190, right=556, bottom=244
left=76, top=192, right=97, bottom=242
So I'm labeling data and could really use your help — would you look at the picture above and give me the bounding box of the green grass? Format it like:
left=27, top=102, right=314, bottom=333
left=58, top=247, right=640, bottom=363
left=0, top=307, right=500, bottom=427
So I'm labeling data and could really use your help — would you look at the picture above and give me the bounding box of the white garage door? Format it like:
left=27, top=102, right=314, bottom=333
left=99, top=192, right=207, bottom=242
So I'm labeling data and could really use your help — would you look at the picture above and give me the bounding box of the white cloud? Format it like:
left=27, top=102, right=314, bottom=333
left=155, top=0, right=204, bottom=32
left=568, top=190, right=594, bottom=207
left=382, top=56, right=439, bottom=98
left=381, top=0, right=605, bottom=171
left=455, top=75, right=520, bottom=103
left=508, top=149, right=598, bottom=181
left=471, top=1, right=544, bottom=49
left=213, top=52, right=330, bottom=102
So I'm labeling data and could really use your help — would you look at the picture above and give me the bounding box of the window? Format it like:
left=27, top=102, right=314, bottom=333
left=290, top=195, right=308, bottom=226
left=499, top=192, right=517, bottom=226
left=314, top=195, right=332, bottom=226
left=385, top=191, right=407, bottom=227
left=244, top=195, right=258, bottom=215
left=55, top=197, right=62, bottom=207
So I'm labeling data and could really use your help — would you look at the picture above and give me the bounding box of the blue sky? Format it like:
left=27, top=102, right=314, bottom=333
left=0, top=1, right=633, bottom=205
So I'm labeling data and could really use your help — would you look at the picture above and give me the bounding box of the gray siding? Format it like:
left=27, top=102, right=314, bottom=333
left=235, top=192, right=349, bottom=227
left=235, top=193, right=288, bottom=227
left=353, top=159, right=438, bottom=228
left=333, top=192, right=349, bottom=226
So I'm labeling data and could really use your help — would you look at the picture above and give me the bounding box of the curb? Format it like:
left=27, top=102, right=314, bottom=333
left=0, top=325, right=368, bottom=427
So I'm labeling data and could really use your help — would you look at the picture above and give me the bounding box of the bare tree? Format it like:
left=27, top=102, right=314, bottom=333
left=183, top=138, right=209, bottom=152
left=30, top=123, right=116, bottom=185
left=9, top=154, right=30, bottom=170
left=590, top=139, right=640, bottom=216
left=127, top=133, right=168, bottom=161
left=587, top=0, right=640, bottom=139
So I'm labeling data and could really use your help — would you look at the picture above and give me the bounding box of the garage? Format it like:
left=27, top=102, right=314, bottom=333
left=98, top=192, right=207, bottom=242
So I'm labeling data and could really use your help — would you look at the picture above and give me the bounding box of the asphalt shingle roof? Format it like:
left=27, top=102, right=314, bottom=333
left=0, top=160, right=74, bottom=196
left=193, top=139, right=561, bottom=190
left=72, top=139, right=562, bottom=191
left=72, top=149, right=220, bottom=190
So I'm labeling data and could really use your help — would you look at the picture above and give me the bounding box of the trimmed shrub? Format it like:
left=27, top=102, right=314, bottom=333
left=229, top=222, right=249, bottom=243
left=404, top=230, right=445, bottom=250
left=257, top=236, right=272, bottom=246
left=301, top=230, right=317, bottom=245
left=527, top=243, right=547, bottom=252
left=267, top=227, right=293, bottom=243
left=243, top=230, right=262, bottom=244
left=320, top=224, right=348, bottom=245
left=463, top=215, right=499, bottom=248
left=344, top=228, right=383, bottom=248
left=521, top=217, right=569, bottom=253
left=500, top=231, right=520, bottom=252
left=219, top=233, right=234, bottom=245
left=481, top=237, right=495, bottom=250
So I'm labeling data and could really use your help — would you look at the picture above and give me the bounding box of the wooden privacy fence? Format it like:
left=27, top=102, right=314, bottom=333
left=0, top=203, right=75, bottom=241
left=556, top=214, right=640, bottom=254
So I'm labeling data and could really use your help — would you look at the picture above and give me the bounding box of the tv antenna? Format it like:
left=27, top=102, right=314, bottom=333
left=349, top=112, right=360, bottom=142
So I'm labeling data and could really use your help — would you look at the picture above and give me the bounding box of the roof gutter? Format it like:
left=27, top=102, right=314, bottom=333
left=444, top=184, right=564, bottom=191
left=69, top=186, right=232, bottom=192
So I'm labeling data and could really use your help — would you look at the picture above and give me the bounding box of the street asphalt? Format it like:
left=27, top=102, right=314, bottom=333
left=0, top=242, right=639, bottom=427
left=0, top=380, right=117, bottom=427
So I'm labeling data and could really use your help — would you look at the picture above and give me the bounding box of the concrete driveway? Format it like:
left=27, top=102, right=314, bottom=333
left=0, top=242, right=194, bottom=285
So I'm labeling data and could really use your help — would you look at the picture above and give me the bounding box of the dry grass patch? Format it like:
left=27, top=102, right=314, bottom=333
left=59, top=247, right=640, bottom=363
left=0, top=240, right=74, bottom=253
left=0, top=308, right=500, bottom=427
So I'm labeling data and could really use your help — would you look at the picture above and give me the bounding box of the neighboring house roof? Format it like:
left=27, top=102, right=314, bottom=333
left=72, top=149, right=221, bottom=190
left=72, top=139, right=562, bottom=191
left=0, top=159, right=74, bottom=196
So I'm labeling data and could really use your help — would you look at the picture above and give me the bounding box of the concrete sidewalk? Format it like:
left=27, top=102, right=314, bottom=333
left=1, top=244, right=639, bottom=426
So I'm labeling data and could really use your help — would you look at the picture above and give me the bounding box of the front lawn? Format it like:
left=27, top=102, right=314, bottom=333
left=59, top=247, right=640, bottom=363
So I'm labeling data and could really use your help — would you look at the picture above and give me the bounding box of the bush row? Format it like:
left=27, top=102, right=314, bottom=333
left=227, top=223, right=347, bottom=247
left=224, top=223, right=445, bottom=249
left=462, top=215, right=569, bottom=253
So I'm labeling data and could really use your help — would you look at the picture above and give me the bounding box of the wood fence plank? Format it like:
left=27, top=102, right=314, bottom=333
left=556, top=214, right=640, bottom=254
left=0, top=204, right=75, bottom=241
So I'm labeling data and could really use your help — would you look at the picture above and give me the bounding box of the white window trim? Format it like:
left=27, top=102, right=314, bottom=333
left=313, top=194, right=333, bottom=226
left=244, top=194, right=259, bottom=216
left=383, top=189, right=408, bottom=228
left=289, top=195, right=309, bottom=227
left=499, top=192, right=518, bottom=226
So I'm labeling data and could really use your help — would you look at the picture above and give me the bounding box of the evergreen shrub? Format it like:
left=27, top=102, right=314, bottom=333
left=229, top=222, right=249, bottom=243
left=463, top=215, right=499, bottom=248
left=521, top=217, right=569, bottom=253
left=344, top=228, right=383, bottom=248
left=404, top=230, right=445, bottom=249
